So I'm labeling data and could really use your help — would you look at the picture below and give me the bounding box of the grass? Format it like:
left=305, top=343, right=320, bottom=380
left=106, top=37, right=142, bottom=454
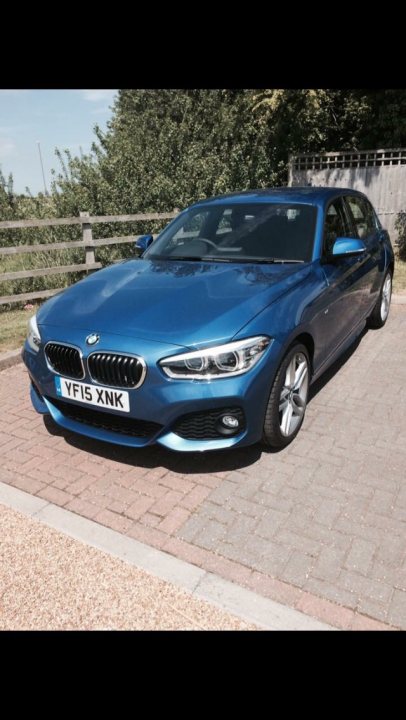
left=0, top=305, right=39, bottom=353
left=0, top=254, right=405, bottom=356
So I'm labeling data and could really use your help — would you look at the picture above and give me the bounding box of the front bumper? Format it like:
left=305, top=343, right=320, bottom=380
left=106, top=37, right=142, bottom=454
left=23, top=329, right=281, bottom=452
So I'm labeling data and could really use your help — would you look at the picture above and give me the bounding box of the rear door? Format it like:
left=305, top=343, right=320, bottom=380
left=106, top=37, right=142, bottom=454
left=344, top=194, right=382, bottom=315
left=319, top=196, right=366, bottom=359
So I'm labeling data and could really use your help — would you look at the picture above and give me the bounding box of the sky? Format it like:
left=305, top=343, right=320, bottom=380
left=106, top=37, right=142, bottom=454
left=0, top=89, right=117, bottom=195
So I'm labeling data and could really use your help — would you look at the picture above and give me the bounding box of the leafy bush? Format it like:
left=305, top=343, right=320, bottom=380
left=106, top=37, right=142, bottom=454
left=395, top=212, right=406, bottom=260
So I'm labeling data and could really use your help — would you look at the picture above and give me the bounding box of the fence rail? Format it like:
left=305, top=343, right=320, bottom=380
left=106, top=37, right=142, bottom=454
left=0, top=212, right=177, bottom=230
left=0, top=210, right=177, bottom=306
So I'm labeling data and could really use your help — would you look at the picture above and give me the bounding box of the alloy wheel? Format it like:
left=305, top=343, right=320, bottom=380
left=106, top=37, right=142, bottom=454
left=278, top=352, right=309, bottom=437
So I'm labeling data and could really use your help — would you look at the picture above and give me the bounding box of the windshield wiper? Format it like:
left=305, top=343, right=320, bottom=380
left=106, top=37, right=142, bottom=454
left=153, top=255, right=204, bottom=261
left=152, top=255, right=235, bottom=263
left=150, top=255, right=304, bottom=264
left=237, top=258, right=304, bottom=264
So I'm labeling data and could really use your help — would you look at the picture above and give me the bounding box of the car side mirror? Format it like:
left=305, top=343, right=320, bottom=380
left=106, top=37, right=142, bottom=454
left=134, top=234, right=154, bottom=257
left=329, top=237, right=367, bottom=260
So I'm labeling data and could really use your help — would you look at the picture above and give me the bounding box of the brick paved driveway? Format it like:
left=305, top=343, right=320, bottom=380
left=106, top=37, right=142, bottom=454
left=1, top=306, right=405, bottom=630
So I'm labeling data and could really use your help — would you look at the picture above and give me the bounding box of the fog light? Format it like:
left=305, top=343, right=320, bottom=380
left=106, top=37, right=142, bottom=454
left=222, top=415, right=240, bottom=429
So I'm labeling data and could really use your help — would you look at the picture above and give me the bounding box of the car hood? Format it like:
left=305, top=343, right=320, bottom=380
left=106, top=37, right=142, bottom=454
left=38, top=258, right=311, bottom=348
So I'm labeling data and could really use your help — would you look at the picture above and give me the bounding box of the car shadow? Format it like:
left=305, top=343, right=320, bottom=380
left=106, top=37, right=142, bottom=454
left=308, top=326, right=367, bottom=403
left=42, top=414, right=262, bottom=473
left=42, top=326, right=369, bottom=472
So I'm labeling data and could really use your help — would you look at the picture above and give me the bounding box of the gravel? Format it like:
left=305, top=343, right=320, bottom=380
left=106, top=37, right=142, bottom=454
left=0, top=503, right=257, bottom=630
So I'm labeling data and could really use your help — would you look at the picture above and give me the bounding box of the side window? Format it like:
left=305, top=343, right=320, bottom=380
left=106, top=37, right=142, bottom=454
left=345, top=196, right=376, bottom=240
left=323, top=199, right=349, bottom=255
left=171, top=211, right=209, bottom=244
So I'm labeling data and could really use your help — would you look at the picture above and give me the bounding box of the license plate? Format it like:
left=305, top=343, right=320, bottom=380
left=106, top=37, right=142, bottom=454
left=55, top=376, right=130, bottom=412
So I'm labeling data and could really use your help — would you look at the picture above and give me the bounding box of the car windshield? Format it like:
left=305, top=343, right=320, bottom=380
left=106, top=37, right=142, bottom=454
left=146, top=202, right=317, bottom=263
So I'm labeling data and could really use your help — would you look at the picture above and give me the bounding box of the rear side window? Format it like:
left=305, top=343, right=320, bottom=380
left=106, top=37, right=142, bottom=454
left=345, top=196, right=377, bottom=240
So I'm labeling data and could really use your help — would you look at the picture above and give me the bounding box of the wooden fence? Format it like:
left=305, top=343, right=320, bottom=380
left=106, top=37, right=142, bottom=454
left=0, top=211, right=177, bottom=305
left=288, top=148, right=406, bottom=241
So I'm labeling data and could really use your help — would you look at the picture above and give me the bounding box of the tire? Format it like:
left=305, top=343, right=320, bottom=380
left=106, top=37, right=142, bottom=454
left=262, top=343, right=310, bottom=449
left=367, top=270, right=392, bottom=329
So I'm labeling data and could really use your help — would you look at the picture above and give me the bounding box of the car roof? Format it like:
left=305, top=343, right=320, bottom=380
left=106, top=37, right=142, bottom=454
left=190, top=186, right=366, bottom=209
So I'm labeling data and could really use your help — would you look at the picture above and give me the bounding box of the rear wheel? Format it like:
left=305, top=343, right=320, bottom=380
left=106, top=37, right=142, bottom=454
left=262, top=343, right=310, bottom=449
left=368, top=271, right=392, bottom=329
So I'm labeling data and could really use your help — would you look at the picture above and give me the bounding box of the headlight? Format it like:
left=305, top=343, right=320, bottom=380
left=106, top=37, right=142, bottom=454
left=159, top=336, right=271, bottom=380
left=27, top=314, right=41, bottom=352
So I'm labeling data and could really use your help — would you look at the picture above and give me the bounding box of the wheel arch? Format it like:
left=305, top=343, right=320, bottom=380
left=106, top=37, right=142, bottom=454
left=286, top=332, right=315, bottom=375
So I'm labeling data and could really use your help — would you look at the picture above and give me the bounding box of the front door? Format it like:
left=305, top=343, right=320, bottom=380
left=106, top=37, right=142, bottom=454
left=319, top=197, right=366, bottom=361
left=344, top=194, right=382, bottom=316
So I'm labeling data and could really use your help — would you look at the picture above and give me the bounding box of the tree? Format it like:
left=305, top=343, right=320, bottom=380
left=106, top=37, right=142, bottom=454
left=50, top=89, right=406, bottom=216
left=50, top=90, right=276, bottom=216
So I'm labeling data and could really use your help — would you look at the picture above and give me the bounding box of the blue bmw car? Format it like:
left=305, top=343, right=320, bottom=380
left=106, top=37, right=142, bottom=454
left=23, top=187, right=394, bottom=452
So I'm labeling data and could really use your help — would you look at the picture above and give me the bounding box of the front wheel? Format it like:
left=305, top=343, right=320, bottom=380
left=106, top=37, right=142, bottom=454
left=368, top=270, right=392, bottom=329
left=262, top=343, right=310, bottom=449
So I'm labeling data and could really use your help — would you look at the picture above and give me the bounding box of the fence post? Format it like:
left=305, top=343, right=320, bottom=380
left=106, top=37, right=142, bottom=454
left=80, top=211, right=95, bottom=267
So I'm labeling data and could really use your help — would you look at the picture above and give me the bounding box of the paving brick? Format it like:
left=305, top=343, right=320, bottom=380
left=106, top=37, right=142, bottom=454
left=208, top=480, right=241, bottom=506
left=192, top=519, right=228, bottom=552
left=159, top=474, right=196, bottom=495
left=158, top=507, right=191, bottom=535
left=23, top=441, right=60, bottom=459
left=201, top=555, right=253, bottom=587
left=107, top=500, right=128, bottom=514
left=140, top=512, right=162, bottom=528
left=178, top=514, right=210, bottom=543
left=338, top=570, right=393, bottom=604
left=200, top=502, right=237, bottom=527
left=75, top=460, right=108, bottom=479
left=275, top=528, right=322, bottom=558
left=312, top=498, right=343, bottom=527
left=369, top=489, right=396, bottom=515
left=37, top=485, right=74, bottom=507
left=377, top=536, right=406, bottom=568
left=163, top=536, right=219, bottom=569
left=255, top=508, right=289, bottom=539
left=94, top=509, right=133, bottom=534
left=149, top=490, right=184, bottom=517
left=179, top=485, right=212, bottom=511
left=244, top=538, right=292, bottom=576
left=222, top=514, right=258, bottom=545
left=124, top=495, right=155, bottom=521
left=312, top=546, right=347, bottom=584
left=3, top=448, right=36, bottom=467
left=296, top=592, right=355, bottom=629
left=130, top=477, right=169, bottom=499
left=281, top=550, right=316, bottom=588
left=67, top=475, right=99, bottom=496
left=387, top=590, right=406, bottom=629
left=226, top=495, right=267, bottom=519
left=64, top=497, right=101, bottom=519
left=234, top=477, right=264, bottom=500
left=10, top=474, right=46, bottom=495
left=356, top=596, right=390, bottom=624
left=247, top=572, right=303, bottom=607
left=253, top=491, right=294, bottom=514
left=305, top=577, right=358, bottom=609
left=126, top=523, right=169, bottom=550
left=350, top=614, right=393, bottom=631
left=107, top=485, right=140, bottom=506
left=344, top=538, right=377, bottom=575
left=334, top=516, right=383, bottom=543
